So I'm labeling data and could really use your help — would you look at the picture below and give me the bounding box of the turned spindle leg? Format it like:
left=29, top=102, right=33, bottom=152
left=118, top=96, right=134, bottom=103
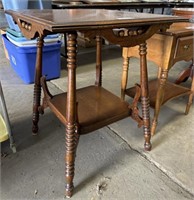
left=95, top=35, right=102, bottom=86
left=32, top=36, right=44, bottom=134
left=65, top=32, right=78, bottom=198
left=139, top=43, right=152, bottom=151
left=151, top=69, right=168, bottom=135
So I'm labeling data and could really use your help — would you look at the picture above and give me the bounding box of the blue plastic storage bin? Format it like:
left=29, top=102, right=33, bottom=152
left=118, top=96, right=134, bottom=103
left=2, top=0, right=52, bottom=32
left=6, top=31, right=60, bottom=46
left=2, top=34, right=61, bottom=84
left=2, top=0, right=28, bottom=32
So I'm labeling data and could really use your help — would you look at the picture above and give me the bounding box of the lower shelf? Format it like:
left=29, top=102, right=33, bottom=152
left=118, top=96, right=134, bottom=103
left=125, top=79, right=191, bottom=108
left=47, top=85, right=131, bottom=134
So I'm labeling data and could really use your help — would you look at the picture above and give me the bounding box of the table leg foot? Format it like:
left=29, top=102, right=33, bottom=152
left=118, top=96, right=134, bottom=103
left=32, top=124, right=39, bottom=135
left=144, top=141, right=152, bottom=151
left=65, top=185, right=74, bottom=198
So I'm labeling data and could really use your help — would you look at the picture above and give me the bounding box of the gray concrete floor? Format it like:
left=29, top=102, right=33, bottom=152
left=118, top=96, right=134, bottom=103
left=0, top=10, right=194, bottom=200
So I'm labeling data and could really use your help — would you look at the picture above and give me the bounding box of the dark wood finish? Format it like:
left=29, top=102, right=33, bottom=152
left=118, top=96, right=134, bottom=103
left=43, top=84, right=131, bottom=134
left=122, top=26, right=193, bottom=135
left=139, top=42, right=151, bottom=150
left=5, top=9, right=188, bottom=198
left=32, top=36, right=44, bottom=133
left=7, top=9, right=187, bottom=34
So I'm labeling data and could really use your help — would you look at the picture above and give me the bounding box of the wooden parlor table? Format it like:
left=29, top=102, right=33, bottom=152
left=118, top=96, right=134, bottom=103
left=5, top=9, right=188, bottom=198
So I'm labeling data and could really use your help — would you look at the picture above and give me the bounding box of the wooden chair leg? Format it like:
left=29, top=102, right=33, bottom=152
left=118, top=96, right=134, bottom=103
left=95, top=35, right=102, bottom=87
left=151, top=69, right=168, bottom=135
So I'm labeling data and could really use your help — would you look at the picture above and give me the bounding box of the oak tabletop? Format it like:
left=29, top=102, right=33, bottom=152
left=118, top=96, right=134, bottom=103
left=6, top=9, right=188, bottom=32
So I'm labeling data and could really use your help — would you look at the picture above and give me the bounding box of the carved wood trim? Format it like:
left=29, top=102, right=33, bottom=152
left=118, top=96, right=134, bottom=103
left=80, top=23, right=171, bottom=47
left=12, top=16, right=48, bottom=39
